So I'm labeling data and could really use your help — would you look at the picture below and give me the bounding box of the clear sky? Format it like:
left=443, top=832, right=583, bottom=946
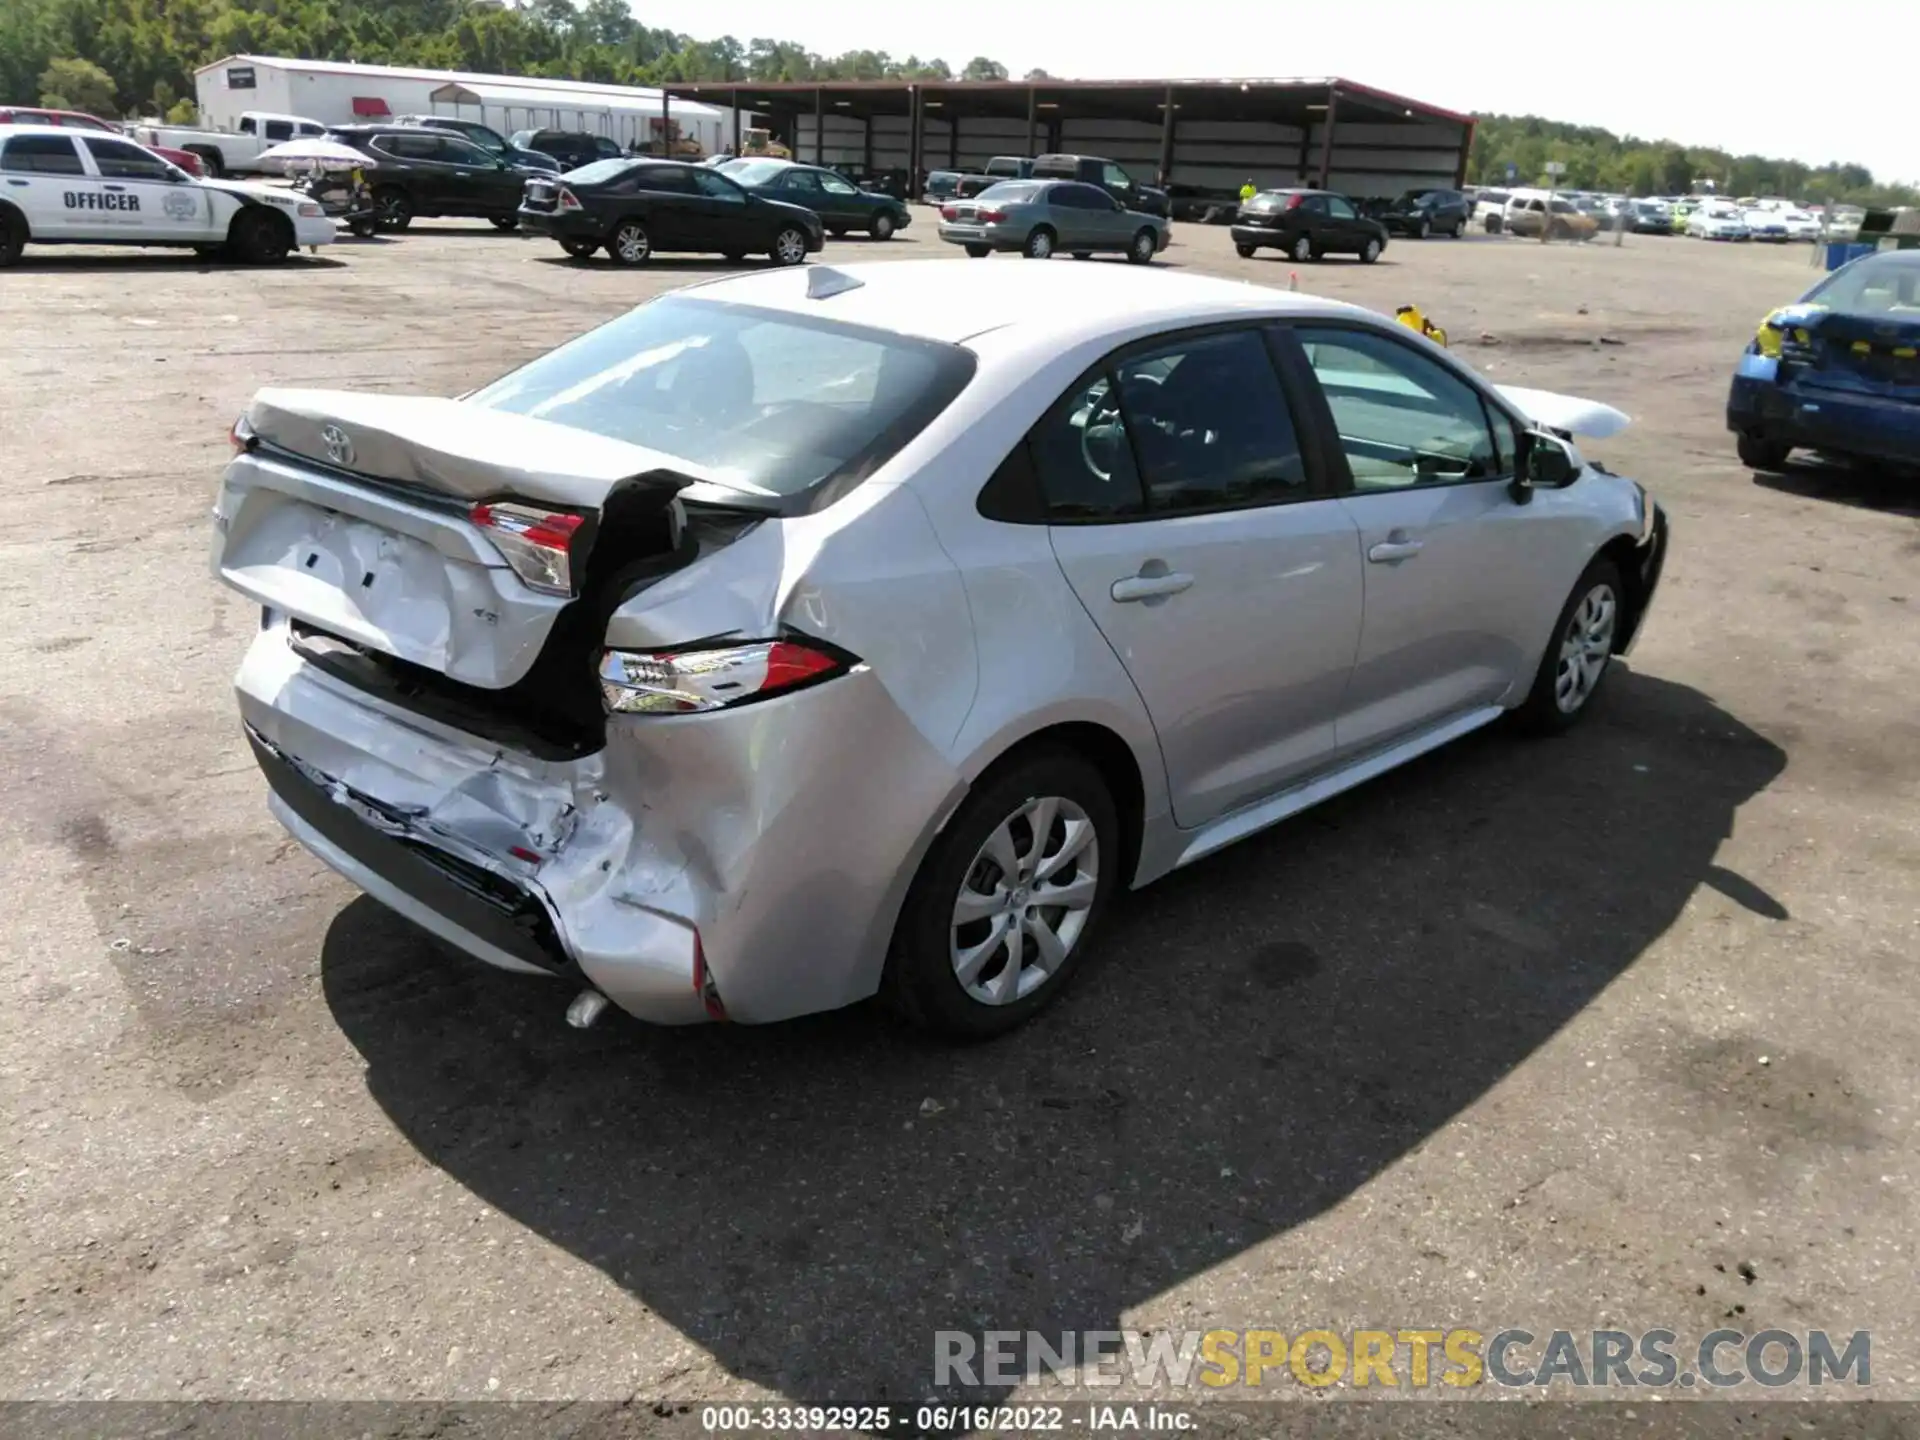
left=700, top=0, right=1914, bottom=186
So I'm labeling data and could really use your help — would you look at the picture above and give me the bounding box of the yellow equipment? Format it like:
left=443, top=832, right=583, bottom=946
left=1396, top=304, right=1449, bottom=348
left=741, top=127, right=791, bottom=160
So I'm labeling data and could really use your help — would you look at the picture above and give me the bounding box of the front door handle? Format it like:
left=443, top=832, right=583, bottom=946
left=1367, top=538, right=1425, bottom=563
left=102, top=184, right=126, bottom=192
left=1111, top=571, right=1194, bottom=602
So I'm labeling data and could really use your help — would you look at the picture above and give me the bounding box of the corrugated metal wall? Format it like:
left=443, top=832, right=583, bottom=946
left=791, top=109, right=1462, bottom=199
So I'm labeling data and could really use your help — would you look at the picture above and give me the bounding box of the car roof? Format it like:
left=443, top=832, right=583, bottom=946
left=0, top=123, right=97, bottom=141
left=676, top=259, right=1373, bottom=348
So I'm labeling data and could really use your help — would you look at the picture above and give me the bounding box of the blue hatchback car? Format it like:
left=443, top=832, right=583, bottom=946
left=1727, top=249, right=1920, bottom=474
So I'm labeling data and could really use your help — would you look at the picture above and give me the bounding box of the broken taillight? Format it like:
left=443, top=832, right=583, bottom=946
left=599, top=638, right=854, bottom=715
left=470, top=501, right=586, bottom=596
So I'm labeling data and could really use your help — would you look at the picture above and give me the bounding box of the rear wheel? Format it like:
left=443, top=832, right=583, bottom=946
left=770, top=225, right=809, bottom=265
left=1514, top=559, right=1623, bottom=734
left=722, top=249, right=747, bottom=262
left=0, top=207, right=23, bottom=267
left=1126, top=228, right=1157, bottom=265
left=964, top=243, right=991, bottom=258
left=870, top=212, right=896, bottom=241
left=560, top=236, right=600, bottom=260
left=488, top=215, right=518, bottom=231
left=1291, top=233, right=1315, bottom=262
left=828, top=225, right=848, bottom=238
left=228, top=208, right=293, bottom=264
left=347, top=217, right=378, bottom=238
left=374, top=187, right=412, bottom=232
left=1071, top=250, right=1092, bottom=260
left=1024, top=226, right=1056, bottom=259
left=1737, top=434, right=1792, bottom=471
left=1235, top=242, right=1256, bottom=258
left=883, top=752, right=1119, bottom=1039
left=609, top=219, right=651, bottom=265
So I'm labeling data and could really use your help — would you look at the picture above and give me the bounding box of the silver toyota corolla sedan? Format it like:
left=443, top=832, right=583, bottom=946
left=212, top=260, right=1667, bottom=1038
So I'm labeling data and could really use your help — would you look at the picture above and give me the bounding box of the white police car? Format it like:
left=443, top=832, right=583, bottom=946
left=0, top=123, right=335, bottom=266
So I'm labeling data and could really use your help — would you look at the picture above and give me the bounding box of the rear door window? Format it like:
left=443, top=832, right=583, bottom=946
left=1, top=134, right=85, bottom=174
left=632, top=165, right=696, bottom=194
left=1027, top=329, right=1312, bottom=520
left=82, top=136, right=172, bottom=180
left=1326, top=195, right=1358, bottom=219
left=263, top=120, right=293, bottom=142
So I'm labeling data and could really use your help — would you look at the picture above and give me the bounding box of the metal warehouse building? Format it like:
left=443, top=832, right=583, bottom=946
left=192, top=55, right=730, bottom=155
left=665, top=76, right=1473, bottom=203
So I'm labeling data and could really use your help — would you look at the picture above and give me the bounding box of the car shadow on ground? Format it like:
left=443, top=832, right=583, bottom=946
left=12, top=252, right=349, bottom=273
left=528, top=254, right=791, bottom=272
left=322, top=668, right=1784, bottom=1404
left=1751, top=456, right=1920, bottom=515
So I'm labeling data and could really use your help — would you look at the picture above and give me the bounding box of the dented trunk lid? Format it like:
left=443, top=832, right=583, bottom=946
left=212, top=388, right=693, bottom=689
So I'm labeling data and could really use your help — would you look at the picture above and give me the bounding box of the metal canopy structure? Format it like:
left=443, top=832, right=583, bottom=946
left=666, top=76, right=1474, bottom=200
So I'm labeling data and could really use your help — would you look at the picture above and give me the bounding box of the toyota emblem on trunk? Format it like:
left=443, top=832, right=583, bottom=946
left=321, top=424, right=354, bottom=467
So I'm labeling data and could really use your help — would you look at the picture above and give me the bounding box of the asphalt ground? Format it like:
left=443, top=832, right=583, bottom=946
left=2, top=216, right=1916, bottom=1429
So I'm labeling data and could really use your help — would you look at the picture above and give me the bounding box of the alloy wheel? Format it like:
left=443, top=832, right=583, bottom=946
left=614, top=223, right=650, bottom=264
left=774, top=227, right=808, bottom=264
left=949, top=795, right=1099, bottom=1006
left=1292, top=234, right=1313, bottom=262
left=1554, top=583, right=1617, bottom=713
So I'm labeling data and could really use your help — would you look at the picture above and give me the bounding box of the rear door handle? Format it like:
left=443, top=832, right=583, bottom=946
left=1367, top=539, right=1425, bottom=563
left=1111, top=572, right=1194, bottom=602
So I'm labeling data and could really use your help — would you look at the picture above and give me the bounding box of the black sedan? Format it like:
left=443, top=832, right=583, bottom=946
left=518, top=159, right=824, bottom=266
left=714, top=158, right=912, bottom=240
left=1377, top=186, right=1471, bottom=237
left=1231, top=189, right=1389, bottom=263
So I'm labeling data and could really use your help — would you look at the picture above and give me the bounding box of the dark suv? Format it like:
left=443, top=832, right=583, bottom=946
left=330, top=125, right=541, bottom=230
left=509, top=130, right=623, bottom=172
left=1378, top=187, right=1471, bottom=238
left=1029, top=154, right=1170, bottom=217
left=395, top=115, right=559, bottom=172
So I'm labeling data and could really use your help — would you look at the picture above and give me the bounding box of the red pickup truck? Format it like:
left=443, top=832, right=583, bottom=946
left=0, top=106, right=204, bottom=175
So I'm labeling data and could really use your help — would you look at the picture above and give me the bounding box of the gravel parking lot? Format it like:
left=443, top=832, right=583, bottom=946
left=2, top=220, right=1916, bottom=1415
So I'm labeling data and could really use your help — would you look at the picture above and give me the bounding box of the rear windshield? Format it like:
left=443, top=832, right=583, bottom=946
left=466, top=296, right=977, bottom=509
left=721, top=159, right=788, bottom=185
left=975, top=180, right=1041, bottom=203
left=558, top=158, right=634, bottom=186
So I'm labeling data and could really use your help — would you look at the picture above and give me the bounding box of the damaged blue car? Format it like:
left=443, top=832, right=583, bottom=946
left=1727, top=249, right=1920, bottom=474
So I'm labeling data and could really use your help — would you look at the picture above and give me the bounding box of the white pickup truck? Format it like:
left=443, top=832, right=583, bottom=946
left=129, top=111, right=328, bottom=178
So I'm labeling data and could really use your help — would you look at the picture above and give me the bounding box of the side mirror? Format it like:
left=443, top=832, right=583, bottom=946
left=1513, top=428, right=1579, bottom=502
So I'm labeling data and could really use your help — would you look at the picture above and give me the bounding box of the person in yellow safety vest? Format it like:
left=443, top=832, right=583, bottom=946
left=1239, top=179, right=1257, bottom=204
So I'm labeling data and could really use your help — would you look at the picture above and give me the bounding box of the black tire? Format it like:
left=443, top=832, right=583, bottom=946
left=608, top=218, right=651, bottom=266
left=883, top=751, right=1120, bottom=1039
left=1126, top=228, right=1157, bottom=265
left=1291, top=232, right=1316, bottom=263
left=722, top=250, right=747, bottom=262
left=1451, top=219, right=1464, bottom=237
left=1235, top=242, right=1255, bottom=258
left=560, top=236, right=600, bottom=260
left=228, top=207, right=293, bottom=264
left=770, top=224, right=809, bottom=266
left=489, top=215, right=518, bottom=231
left=1513, top=558, right=1624, bottom=735
left=828, top=225, right=848, bottom=238
left=373, top=187, right=412, bottom=232
left=1485, top=213, right=1503, bottom=234
left=870, top=211, right=896, bottom=241
left=1416, top=216, right=1431, bottom=239
left=964, top=243, right=991, bottom=258
left=1359, top=237, right=1383, bottom=264
left=348, top=218, right=378, bottom=239
left=1070, top=250, right=1093, bottom=260
left=0, top=207, right=24, bottom=268
left=1023, top=225, right=1056, bottom=260
left=1737, top=434, right=1792, bottom=471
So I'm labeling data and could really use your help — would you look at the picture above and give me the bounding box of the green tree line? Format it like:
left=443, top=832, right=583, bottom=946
left=1467, top=113, right=1915, bottom=210
left=3, top=0, right=1911, bottom=207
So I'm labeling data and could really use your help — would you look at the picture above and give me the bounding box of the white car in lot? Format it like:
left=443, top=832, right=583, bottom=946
left=1742, top=208, right=1789, bottom=242
left=1779, top=210, right=1821, bottom=241
left=0, top=123, right=334, bottom=265
left=1688, top=203, right=1750, bottom=241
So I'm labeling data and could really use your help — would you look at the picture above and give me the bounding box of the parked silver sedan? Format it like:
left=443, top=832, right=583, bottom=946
left=937, top=179, right=1169, bottom=263
left=212, top=261, right=1666, bottom=1040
